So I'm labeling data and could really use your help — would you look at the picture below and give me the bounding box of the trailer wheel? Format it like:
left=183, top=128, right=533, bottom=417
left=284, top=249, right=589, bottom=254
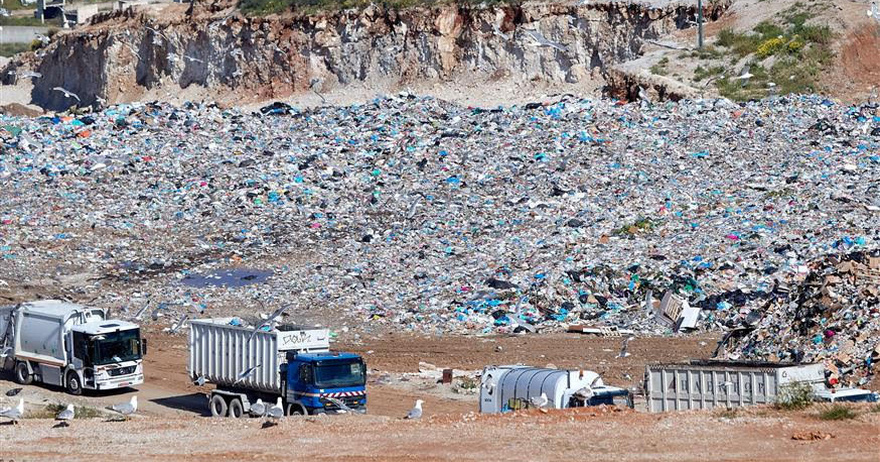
left=209, top=394, right=228, bottom=418
left=228, top=398, right=244, bottom=418
left=65, top=371, right=82, bottom=395
left=14, top=361, right=33, bottom=385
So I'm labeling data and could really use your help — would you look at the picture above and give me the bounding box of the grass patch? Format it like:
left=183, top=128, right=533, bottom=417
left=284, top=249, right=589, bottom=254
left=714, top=407, right=739, bottom=419
left=707, top=3, right=836, bottom=101
left=614, top=218, right=660, bottom=236
left=240, top=0, right=518, bottom=15
left=29, top=403, right=103, bottom=419
left=817, top=405, right=857, bottom=421
left=693, top=64, right=725, bottom=82
left=0, top=42, right=31, bottom=57
left=649, top=56, right=669, bottom=76
left=774, top=382, right=813, bottom=410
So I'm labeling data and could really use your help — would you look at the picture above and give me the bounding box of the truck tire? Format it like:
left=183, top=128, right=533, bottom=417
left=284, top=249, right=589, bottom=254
left=65, top=371, right=83, bottom=395
left=14, top=361, right=33, bottom=385
left=286, top=403, right=306, bottom=416
left=228, top=398, right=244, bottom=418
left=210, top=394, right=228, bottom=418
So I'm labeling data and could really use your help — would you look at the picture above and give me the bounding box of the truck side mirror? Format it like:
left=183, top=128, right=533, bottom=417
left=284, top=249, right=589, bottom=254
left=142, top=339, right=148, bottom=356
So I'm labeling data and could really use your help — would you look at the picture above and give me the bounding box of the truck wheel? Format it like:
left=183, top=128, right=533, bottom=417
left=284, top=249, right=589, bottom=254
left=209, top=395, right=228, bottom=418
left=228, top=398, right=244, bottom=418
left=65, top=371, right=83, bottom=395
left=286, top=403, right=306, bottom=416
left=14, top=361, right=33, bottom=385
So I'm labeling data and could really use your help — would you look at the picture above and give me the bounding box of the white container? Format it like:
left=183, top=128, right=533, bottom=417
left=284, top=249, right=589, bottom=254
left=645, top=361, right=825, bottom=412
left=480, top=365, right=622, bottom=413
left=188, top=318, right=329, bottom=394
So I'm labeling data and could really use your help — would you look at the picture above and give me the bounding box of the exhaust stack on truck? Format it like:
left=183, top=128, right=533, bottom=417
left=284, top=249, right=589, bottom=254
left=0, top=300, right=145, bottom=394
left=189, top=318, right=367, bottom=417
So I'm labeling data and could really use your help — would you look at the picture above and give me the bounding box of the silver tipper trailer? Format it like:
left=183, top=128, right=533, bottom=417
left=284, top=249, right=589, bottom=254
left=480, top=365, right=631, bottom=413
left=645, top=360, right=825, bottom=412
left=189, top=318, right=331, bottom=394
left=0, top=300, right=145, bottom=394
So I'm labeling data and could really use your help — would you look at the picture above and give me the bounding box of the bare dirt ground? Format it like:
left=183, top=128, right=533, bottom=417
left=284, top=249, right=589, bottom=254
left=2, top=331, right=879, bottom=461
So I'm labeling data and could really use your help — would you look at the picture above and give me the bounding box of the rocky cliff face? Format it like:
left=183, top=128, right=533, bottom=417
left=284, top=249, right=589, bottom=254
left=23, top=1, right=728, bottom=110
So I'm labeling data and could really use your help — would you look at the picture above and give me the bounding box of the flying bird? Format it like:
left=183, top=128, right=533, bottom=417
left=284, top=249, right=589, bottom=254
left=619, top=335, right=635, bottom=358
left=324, top=396, right=356, bottom=413
left=193, top=375, right=207, bottom=387
left=735, top=65, right=753, bottom=87
left=108, top=395, right=137, bottom=419
left=869, top=1, right=879, bottom=20
left=0, top=398, right=24, bottom=424
left=491, top=23, right=511, bottom=41
left=525, top=30, right=569, bottom=53
left=53, top=87, right=81, bottom=102
left=638, top=85, right=651, bottom=104
left=54, top=404, right=75, bottom=427
left=529, top=392, right=549, bottom=408
left=250, top=398, right=266, bottom=417
left=233, top=364, right=262, bottom=385
left=247, top=304, right=291, bottom=343
left=168, top=314, right=188, bottom=334
left=404, top=399, right=423, bottom=419
left=20, top=71, right=42, bottom=79
left=184, top=55, right=204, bottom=64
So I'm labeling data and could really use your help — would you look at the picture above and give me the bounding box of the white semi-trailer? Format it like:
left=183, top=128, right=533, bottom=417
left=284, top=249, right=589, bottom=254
left=0, top=300, right=145, bottom=394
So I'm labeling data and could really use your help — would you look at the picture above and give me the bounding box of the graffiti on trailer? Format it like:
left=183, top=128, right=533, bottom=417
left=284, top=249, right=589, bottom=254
left=280, top=330, right=319, bottom=346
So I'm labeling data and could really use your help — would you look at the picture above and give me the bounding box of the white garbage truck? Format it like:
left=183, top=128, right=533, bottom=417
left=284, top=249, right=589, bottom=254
left=0, top=300, right=146, bottom=394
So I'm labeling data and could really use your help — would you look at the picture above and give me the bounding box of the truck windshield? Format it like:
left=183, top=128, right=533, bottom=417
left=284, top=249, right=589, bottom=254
left=314, top=361, right=366, bottom=388
left=91, top=329, right=142, bottom=365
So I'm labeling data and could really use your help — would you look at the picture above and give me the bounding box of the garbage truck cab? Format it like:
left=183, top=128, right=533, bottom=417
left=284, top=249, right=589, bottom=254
left=285, top=352, right=367, bottom=414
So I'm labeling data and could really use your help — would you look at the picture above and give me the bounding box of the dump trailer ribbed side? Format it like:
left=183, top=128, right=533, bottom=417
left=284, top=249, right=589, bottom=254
left=189, top=318, right=330, bottom=394
left=645, top=361, right=825, bottom=412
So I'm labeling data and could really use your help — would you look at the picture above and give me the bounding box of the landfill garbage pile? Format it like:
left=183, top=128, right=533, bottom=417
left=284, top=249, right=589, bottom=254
left=722, top=251, right=880, bottom=387
left=0, top=94, right=879, bottom=338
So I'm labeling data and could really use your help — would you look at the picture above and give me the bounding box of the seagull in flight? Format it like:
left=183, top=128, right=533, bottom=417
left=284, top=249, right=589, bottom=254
left=525, top=30, right=569, bottom=53
left=491, top=23, right=511, bottom=41
left=53, top=87, right=81, bottom=102
left=404, top=399, right=423, bottom=419
left=247, top=304, right=291, bottom=343
left=619, top=335, right=635, bottom=358
left=233, top=364, right=262, bottom=385
left=184, top=55, right=204, bottom=64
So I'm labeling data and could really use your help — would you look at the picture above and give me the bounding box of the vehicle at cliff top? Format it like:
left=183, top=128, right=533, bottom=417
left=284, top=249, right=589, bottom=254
left=0, top=94, right=877, bottom=388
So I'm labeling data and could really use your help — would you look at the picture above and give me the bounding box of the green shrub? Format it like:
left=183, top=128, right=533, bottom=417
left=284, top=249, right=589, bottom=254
left=774, top=382, right=813, bottom=410
left=818, top=405, right=857, bottom=421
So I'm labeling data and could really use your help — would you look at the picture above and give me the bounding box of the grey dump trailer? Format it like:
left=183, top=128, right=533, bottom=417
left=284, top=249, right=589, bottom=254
left=0, top=300, right=145, bottom=394
left=645, top=360, right=827, bottom=412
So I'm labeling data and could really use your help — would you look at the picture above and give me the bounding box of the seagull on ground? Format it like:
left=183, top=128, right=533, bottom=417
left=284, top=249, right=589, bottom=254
left=250, top=398, right=266, bottom=417
left=54, top=404, right=75, bottom=427
left=53, top=87, right=80, bottom=102
left=404, top=399, right=423, bottom=419
left=107, top=395, right=137, bottom=420
left=0, top=398, right=24, bottom=424
left=261, top=397, right=284, bottom=427
left=529, top=392, right=549, bottom=408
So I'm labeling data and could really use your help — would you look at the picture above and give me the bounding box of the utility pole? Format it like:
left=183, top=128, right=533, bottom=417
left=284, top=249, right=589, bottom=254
left=697, top=0, right=704, bottom=49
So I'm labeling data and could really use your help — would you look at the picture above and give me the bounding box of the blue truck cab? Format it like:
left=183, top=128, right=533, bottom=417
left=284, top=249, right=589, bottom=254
left=284, top=351, right=367, bottom=415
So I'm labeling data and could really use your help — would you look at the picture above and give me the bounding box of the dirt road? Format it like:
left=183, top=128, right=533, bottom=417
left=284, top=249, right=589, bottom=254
left=2, top=332, right=878, bottom=460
